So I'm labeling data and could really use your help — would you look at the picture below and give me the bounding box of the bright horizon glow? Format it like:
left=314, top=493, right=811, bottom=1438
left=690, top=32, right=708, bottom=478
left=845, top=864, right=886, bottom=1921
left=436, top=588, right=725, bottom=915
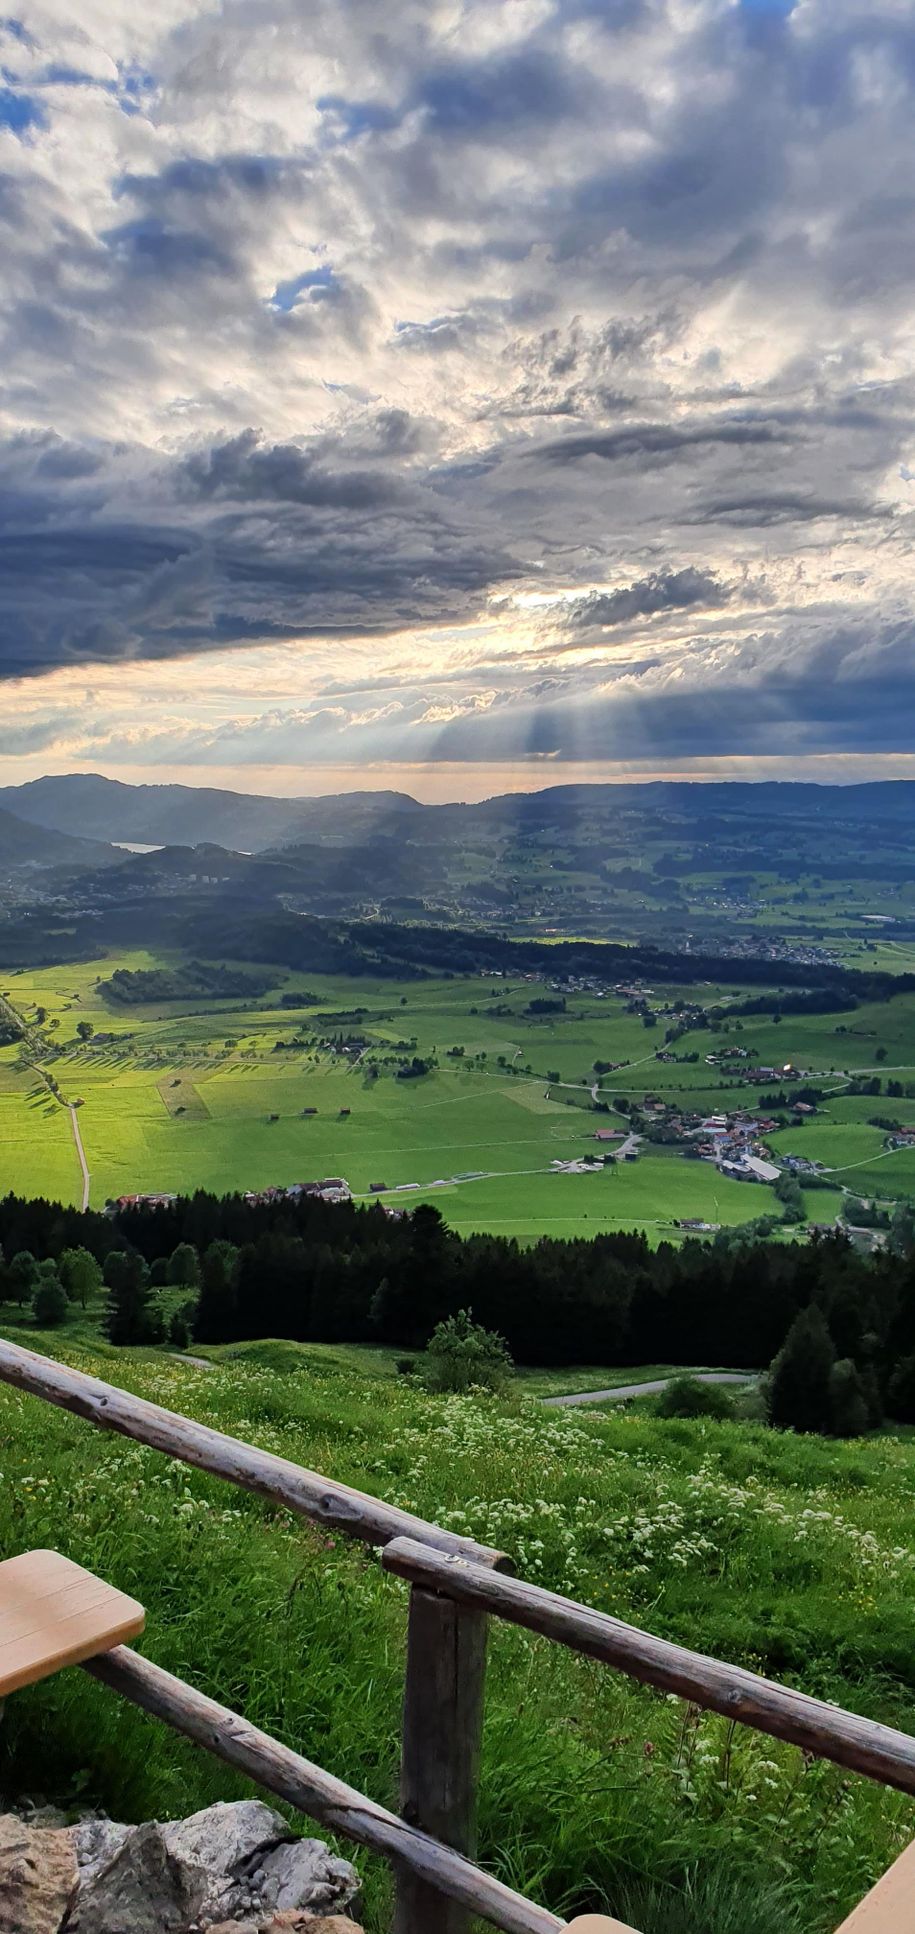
left=10, top=752, right=915, bottom=808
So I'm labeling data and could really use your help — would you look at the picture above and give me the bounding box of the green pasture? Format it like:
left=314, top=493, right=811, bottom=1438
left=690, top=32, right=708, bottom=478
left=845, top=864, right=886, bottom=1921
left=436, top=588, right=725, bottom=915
left=399, top=1151, right=777, bottom=1242
left=0, top=1062, right=80, bottom=1204
left=5, top=950, right=915, bottom=1226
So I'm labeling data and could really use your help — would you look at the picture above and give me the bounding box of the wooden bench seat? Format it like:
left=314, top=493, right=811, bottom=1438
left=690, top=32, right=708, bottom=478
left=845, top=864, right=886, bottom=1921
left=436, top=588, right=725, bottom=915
left=567, top=1918, right=640, bottom=1932
left=834, top=1837, right=915, bottom=1931
left=0, top=1549, right=145, bottom=1696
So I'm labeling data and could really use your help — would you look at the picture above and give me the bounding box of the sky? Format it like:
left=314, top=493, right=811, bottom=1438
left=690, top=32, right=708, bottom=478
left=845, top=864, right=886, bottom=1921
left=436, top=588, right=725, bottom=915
left=1, top=0, right=914, bottom=804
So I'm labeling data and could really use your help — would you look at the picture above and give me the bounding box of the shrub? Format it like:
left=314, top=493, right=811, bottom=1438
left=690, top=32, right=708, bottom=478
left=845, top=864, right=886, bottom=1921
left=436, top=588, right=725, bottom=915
left=655, top=1377, right=735, bottom=1421
left=420, top=1309, right=513, bottom=1394
left=32, top=1273, right=69, bottom=1327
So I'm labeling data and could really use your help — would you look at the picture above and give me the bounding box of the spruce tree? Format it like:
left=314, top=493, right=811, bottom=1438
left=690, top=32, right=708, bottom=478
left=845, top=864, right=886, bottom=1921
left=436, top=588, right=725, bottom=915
left=828, top=1358, right=869, bottom=1437
left=888, top=1354, right=915, bottom=1424
left=104, top=1250, right=163, bottom=1346
left=768, top=1306, right=836, bottom=1433
left=193, top=1240, right=239, bottom=1342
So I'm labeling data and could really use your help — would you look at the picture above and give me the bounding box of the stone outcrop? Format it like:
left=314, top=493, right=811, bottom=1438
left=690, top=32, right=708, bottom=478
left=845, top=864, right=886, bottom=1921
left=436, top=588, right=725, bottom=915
left=0, top=1803, right=362, bottom=1934
left=0, top=1815, right=78, bottom=1934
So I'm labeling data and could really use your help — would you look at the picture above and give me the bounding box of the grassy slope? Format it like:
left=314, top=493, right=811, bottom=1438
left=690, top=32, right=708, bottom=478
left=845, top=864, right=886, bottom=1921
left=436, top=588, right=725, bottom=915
left=1, top=1329, right=914, bottom=1930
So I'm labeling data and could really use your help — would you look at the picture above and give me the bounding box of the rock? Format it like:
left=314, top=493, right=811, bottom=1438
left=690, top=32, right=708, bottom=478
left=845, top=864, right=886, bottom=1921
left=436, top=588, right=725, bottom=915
left=73, top=1818, right=133, bottom=1887
left=70, top=1801, right=359, bottom=1933
left=0, top=1815, right=78, bottom=1934
left=70, top=1819, right=206, bottom=1934
left=250, top=1835, right=357, bottom=1917
left=204, top=1919, right=362, bottom=1933
left=264, top=1919, right=363, bottom=1932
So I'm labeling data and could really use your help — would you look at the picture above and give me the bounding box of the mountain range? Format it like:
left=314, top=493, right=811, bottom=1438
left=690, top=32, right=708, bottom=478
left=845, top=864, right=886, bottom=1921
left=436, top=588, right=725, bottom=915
left=3, top=772, right=915, bottom=859
left=2, top=773, right=914, bottom=957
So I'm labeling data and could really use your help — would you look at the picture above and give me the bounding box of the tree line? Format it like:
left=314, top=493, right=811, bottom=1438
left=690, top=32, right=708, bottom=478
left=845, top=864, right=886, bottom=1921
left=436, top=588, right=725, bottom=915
left=4, top=1187, right=915, bottom=1433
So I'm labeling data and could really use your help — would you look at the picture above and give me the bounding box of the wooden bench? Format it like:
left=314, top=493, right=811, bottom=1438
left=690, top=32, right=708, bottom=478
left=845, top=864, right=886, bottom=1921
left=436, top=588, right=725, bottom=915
left=567, top=1919, right=640, bottom=1932
left=0, top=1549, right=144, bottom=1697
left=834, top=1839, right=915, bottom=1931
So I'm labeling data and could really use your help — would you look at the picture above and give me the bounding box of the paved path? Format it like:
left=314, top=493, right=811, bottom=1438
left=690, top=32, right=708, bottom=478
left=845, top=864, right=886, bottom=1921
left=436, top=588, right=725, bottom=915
left=68, top=1106, right=91, bottom=1212
left=543, top=1371, right=753, bottom=1408
left=171, top=1353, right=215, bottom=1370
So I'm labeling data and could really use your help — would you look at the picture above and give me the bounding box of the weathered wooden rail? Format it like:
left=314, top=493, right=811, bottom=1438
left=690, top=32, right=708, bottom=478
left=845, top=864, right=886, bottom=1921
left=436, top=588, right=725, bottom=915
left=0, top=1336, right=912, bottom=1933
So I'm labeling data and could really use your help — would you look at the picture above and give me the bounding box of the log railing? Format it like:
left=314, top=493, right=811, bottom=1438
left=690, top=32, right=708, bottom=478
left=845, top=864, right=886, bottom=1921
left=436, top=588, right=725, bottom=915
left=0, top=1337, right=911, bottom=1933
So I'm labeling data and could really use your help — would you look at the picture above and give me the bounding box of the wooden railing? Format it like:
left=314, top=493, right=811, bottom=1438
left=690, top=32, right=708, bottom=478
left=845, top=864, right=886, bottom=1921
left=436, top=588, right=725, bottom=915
left=0, top=1337, right=912, bottom=1933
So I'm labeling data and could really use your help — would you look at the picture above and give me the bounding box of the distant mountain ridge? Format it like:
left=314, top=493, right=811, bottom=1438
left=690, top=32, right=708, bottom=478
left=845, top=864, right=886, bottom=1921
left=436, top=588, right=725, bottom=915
left=0, top=805, right=119, bottom=873
left=0, top=774, right=422, bottom=854
left=3, top=772, right=915, bottom=855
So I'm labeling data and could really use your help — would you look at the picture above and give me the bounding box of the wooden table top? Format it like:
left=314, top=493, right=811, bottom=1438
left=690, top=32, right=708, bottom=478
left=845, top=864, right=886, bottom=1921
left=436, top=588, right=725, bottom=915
left=0, top=1548, right=145, bottom=1696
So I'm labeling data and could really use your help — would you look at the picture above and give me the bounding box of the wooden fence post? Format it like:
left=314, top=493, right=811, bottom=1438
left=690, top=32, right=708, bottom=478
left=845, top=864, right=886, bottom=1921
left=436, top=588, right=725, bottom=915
left=393, top=1584, right=490, bottom=1934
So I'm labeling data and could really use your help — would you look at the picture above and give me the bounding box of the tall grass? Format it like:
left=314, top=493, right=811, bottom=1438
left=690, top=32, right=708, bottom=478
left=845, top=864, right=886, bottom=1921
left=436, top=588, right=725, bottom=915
left=0, top=1329, right=913, bottom=1929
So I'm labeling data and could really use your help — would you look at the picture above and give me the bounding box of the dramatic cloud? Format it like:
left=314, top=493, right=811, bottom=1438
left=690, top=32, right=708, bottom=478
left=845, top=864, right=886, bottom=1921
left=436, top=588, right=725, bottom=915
left=1, top=0, right=914, bottom=786
left=561, top=569, right=732, bottom=633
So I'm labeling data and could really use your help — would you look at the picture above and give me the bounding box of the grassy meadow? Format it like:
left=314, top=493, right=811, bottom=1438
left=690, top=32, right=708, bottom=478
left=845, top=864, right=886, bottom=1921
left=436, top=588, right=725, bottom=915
left=1, top=1331, right=915, bottom=1930
left=3, top=949, right=915, bottom=1234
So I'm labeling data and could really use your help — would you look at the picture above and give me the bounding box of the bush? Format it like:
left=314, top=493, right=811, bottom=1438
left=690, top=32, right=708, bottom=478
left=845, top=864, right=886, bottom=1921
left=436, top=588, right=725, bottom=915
left=420, top=1309, right=513, bottom=1394
left=395, top=1357, right=417, bottom=1377
left=32, top=1273, right=69, bottom=1327
left=733, top=1384, right=768, bottom=1423
left=655, top=1377, right=735, bottom=1421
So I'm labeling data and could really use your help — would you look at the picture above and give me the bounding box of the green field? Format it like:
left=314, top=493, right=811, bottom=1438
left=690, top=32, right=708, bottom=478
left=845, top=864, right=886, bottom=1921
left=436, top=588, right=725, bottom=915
left=2, top=1329, right=915, bottom=1931
left=3, top=950, right=915, bottom=1232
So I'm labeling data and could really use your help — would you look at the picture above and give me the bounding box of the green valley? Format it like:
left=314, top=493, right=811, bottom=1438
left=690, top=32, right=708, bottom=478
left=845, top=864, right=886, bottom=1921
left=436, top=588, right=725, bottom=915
left=4, top=945, right=915, bottom=1239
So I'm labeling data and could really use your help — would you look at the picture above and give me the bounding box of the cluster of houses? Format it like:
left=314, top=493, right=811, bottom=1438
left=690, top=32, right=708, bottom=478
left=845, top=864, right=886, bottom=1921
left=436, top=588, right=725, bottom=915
left=704, top=1051, right=810, bottom=1087
left=688, top=1111, right=784, bottom=1184
left=624, top=1099, right=793, bottom=1186
left=243, top=1178, right=352, bottom=1206
left=111, top=1179, right=356, bottom=1214
left=780, top=1151, right=828, bottom=1178
left=110, top=1193, right=179, bottom=1213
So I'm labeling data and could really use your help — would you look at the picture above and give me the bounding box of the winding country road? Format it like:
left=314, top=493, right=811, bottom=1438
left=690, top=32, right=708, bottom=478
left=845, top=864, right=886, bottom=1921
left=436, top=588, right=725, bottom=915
left=543, top=1371, right=753, bottom=1408
left=68, top=1105, right=91, bottom=1213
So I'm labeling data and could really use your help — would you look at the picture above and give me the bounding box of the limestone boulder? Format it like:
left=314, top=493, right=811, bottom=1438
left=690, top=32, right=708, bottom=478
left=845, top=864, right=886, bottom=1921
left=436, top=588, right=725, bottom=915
left=69, top=1801, right=359, bottom=1933
left=0, top=1815, right=78, bottom=1934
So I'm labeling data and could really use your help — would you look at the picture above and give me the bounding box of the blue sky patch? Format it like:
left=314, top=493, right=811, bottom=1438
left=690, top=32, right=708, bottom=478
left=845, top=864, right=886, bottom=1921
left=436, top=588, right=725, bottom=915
left=0, top=85, right=42, bottom=133
left=269, top=264, right=338, bottom=312
left=317, top=94, right=400, bottom=142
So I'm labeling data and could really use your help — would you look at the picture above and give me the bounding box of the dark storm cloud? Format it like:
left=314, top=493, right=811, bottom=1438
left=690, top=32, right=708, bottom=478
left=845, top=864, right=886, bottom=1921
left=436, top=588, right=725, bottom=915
left=691, top=492, right=892, bottom=528
left=0, top=430, right=527, bottom=677
left=563, top=569, right=732, bottom=631
left=181, top=430, right=408, bottom=510
left=534, top=419, right=792, bottom=465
